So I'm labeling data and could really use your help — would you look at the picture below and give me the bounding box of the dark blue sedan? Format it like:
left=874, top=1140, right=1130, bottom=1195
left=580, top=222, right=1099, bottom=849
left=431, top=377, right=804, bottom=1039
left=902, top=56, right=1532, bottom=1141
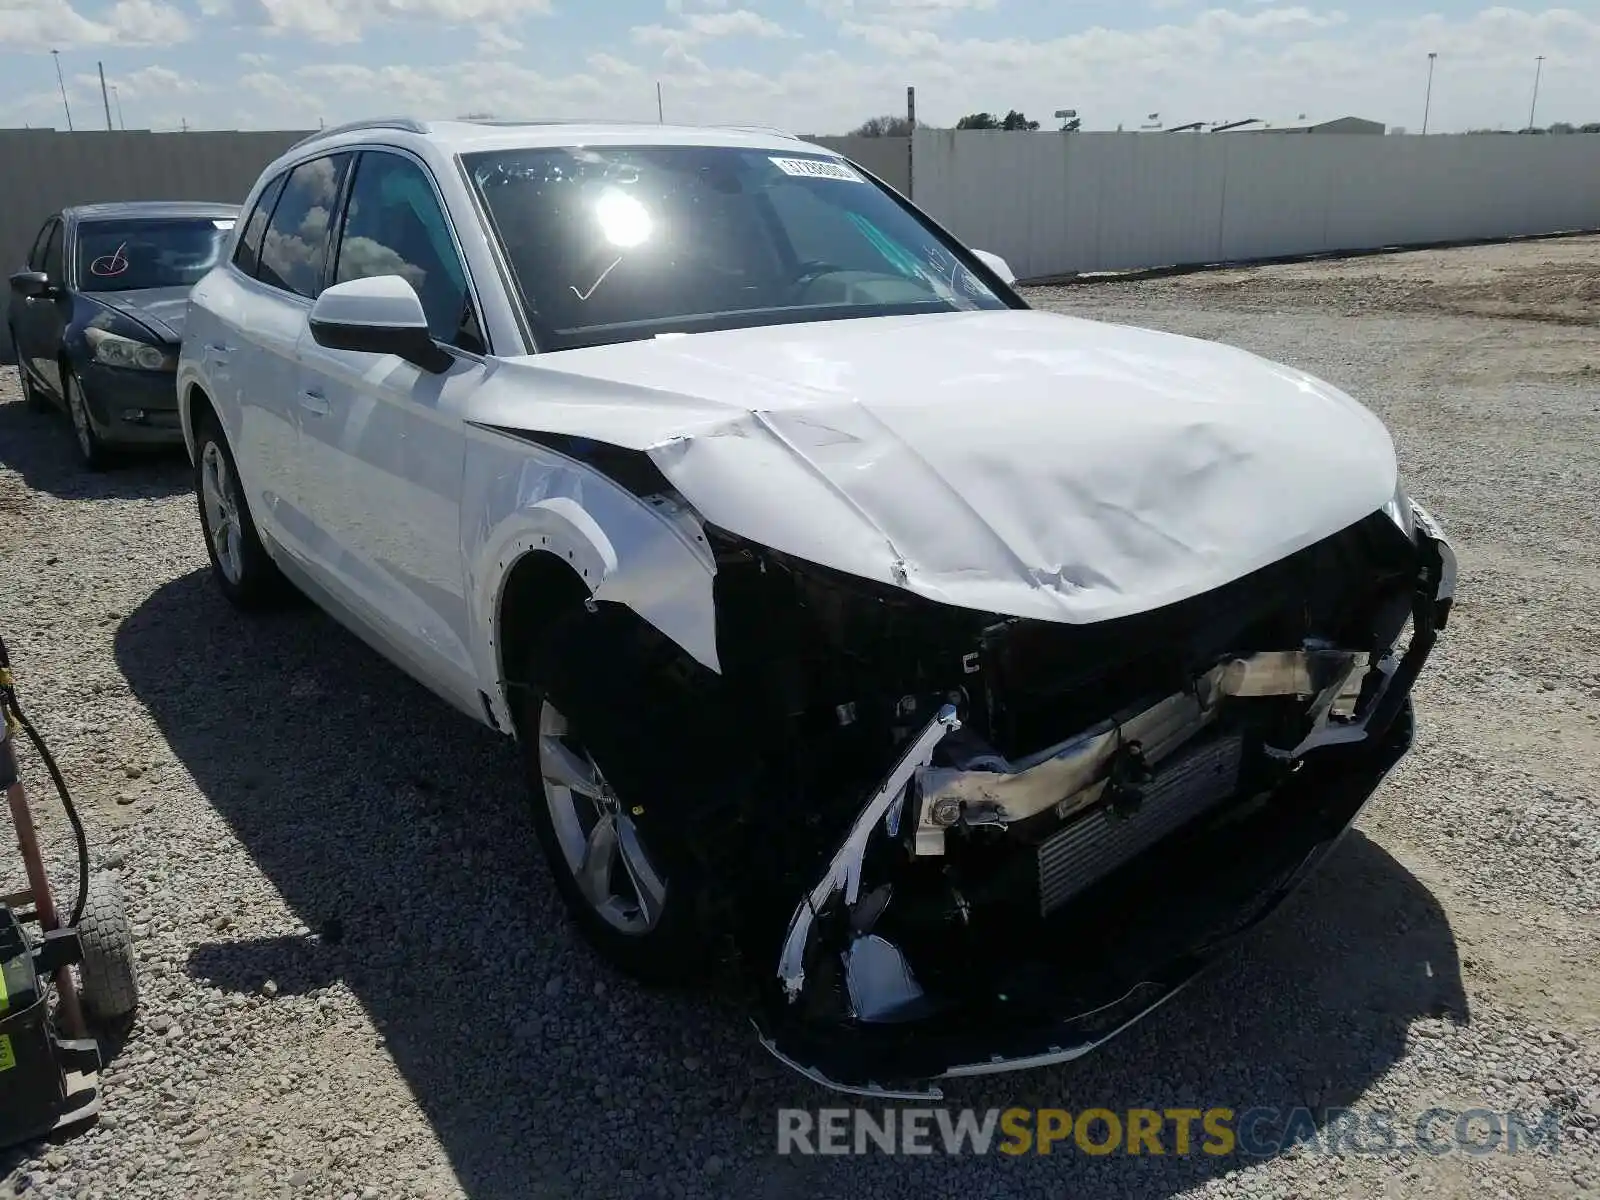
left=7, top=200, right=240, bottom=469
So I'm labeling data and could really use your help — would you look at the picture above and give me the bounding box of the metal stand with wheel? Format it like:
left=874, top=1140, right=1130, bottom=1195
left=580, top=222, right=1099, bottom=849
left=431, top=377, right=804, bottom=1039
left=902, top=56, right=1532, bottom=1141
left=0, top=632, right=138, bottom=1150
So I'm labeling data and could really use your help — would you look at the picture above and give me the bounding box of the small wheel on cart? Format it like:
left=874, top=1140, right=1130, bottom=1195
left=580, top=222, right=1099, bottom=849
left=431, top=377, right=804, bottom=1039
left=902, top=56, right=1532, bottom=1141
left=76, top=871, right=139, bottom=1034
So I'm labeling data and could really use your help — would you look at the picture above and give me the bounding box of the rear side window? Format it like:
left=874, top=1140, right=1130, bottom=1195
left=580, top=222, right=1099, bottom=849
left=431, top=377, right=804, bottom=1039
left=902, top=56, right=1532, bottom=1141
left=257, top=153, right=350, bottom=299
left=233, top=172, right=287, bottom=277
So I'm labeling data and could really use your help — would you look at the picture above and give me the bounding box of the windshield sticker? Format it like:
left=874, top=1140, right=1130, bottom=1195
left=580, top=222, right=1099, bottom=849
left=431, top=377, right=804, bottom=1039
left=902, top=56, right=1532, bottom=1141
left=213, top=219, right=236, bottom=230
left=89, top=242, right=130, bottom=277
left=770, top=157, right=863, bottom=183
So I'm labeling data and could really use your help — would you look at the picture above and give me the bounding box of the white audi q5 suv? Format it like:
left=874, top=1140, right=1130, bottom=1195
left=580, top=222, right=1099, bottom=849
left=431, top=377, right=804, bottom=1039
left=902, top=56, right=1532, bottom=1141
left=177, top=117, right=1455, bottom=1096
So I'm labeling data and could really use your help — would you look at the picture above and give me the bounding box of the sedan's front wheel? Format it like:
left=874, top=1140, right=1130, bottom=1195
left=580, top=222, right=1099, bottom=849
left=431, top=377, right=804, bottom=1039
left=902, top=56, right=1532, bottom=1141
left=64, top=368, right=112, bottom=470
left=194, top=417, right=288, bottom=608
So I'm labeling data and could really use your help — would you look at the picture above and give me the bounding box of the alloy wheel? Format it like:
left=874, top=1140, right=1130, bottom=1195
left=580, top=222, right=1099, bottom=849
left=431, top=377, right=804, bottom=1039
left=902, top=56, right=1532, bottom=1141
left=538, top=700, right=667, bottom=935
left=199, top=441, right=245, bottom=585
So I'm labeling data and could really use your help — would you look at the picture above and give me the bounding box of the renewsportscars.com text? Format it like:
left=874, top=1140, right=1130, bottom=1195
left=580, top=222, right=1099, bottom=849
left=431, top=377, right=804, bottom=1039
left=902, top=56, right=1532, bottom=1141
left=776, top=1106, right=1565, bottom=1158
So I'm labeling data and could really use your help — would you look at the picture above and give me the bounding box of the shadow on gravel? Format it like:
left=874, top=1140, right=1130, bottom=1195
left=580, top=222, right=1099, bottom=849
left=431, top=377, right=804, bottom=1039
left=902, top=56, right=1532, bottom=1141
left=0, top=382, right=189, bottom=502
left=115, top=569, right=1466, bottom=1200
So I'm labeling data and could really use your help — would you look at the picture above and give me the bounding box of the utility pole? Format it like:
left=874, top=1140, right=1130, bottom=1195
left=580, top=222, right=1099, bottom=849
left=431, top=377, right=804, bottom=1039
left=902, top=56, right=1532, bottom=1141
left=656, top=81, right=664, bottom=124
left=1422, top=51, right=1437, bottom=134
left=52, top=49, right=74, bottom=131
left=98, top=61, right=113, bottom=131
left=1527, top=54, right=1545, bottom=131
left=906, top=85, right=915, bottom=200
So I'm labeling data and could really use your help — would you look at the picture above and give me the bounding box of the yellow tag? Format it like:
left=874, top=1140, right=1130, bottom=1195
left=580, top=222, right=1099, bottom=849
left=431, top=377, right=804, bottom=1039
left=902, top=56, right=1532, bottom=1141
left=0, top=1035, right=14, bottom=1073
left=0, top=965, right=8, bottom=1014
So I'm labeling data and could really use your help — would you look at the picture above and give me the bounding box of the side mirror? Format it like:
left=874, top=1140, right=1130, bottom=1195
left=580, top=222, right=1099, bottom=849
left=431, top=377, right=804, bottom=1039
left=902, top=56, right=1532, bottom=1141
left=9, top=270, right=54, bottom=299
left=971, top=249, right=1016, bottom=285
left=307, top=275, right=451, bottom=374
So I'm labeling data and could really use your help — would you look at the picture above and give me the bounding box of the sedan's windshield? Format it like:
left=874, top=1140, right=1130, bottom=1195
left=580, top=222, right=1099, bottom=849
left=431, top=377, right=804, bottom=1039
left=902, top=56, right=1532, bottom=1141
left=76, top=217, right=234, bottom=293
left=463, top=145, right=1010, bottom=351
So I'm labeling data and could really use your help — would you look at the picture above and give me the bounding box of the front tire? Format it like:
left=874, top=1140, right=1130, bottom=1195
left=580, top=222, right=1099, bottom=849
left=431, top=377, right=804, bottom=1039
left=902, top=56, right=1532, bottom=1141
left=518, top=608, right=754, bottom=985
left=64, top=367, right=113, bottom=470
left=193, top=414, right=288, bottom=608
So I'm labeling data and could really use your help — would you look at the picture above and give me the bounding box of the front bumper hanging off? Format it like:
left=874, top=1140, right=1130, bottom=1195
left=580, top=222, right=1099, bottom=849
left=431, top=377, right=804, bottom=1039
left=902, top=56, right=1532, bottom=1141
left=758, top=505, right=1456, bottom=1097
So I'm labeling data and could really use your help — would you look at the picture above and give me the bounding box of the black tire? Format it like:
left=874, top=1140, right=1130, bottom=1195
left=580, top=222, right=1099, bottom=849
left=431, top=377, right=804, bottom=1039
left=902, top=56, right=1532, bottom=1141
left=192, top=412, right=290, bottom=609
left=77, top=872, right=139, bottom=1033
left=518, top=606, right=758, bottom=986
left=8, top=335, right=48, bottom=412
left=63, top=365, right=114, bottom=470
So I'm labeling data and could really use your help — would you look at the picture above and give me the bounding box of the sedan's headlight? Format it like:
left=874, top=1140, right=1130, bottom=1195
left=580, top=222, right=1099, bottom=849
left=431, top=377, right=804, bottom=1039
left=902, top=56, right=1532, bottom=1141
left=1381, top=480, right=1415, bottom=539
left=85, top=328, right=176, bottom=371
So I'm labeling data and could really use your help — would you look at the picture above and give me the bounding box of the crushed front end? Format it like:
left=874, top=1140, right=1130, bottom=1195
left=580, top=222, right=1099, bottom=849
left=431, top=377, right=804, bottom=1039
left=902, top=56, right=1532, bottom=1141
left=708, top=499, right=1455, bottom=1097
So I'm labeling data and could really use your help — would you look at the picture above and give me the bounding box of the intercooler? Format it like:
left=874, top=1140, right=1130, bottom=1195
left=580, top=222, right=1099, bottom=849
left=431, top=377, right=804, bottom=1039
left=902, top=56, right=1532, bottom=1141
left=1036, top=734, right=1245, bottom=916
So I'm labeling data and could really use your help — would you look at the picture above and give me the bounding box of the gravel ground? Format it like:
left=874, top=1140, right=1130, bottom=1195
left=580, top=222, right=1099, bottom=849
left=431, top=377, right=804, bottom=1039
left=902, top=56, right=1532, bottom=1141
left=2, top=236, right=1598, bottom=1200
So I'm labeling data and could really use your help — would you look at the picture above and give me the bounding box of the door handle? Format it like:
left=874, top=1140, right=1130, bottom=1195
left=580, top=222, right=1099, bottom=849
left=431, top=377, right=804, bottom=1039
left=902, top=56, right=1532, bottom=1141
left=299, top=389, right=330, bottom=416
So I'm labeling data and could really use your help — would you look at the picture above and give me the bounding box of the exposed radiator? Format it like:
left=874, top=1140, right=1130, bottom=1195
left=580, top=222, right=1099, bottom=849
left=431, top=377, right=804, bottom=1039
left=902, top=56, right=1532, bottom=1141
left=1037, top=734, right=1245, bottom=916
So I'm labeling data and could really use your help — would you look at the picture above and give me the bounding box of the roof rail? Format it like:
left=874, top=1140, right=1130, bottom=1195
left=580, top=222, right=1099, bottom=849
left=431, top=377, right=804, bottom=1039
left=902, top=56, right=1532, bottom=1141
left=719, top=125, right=798, bottom=139
left=288, top=117, right=429, bottom=151
left=457, top=118, right=628, bottom=127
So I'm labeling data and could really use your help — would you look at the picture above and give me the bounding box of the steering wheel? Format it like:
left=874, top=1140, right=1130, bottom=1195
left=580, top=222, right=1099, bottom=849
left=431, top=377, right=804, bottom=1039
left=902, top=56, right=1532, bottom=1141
left=787, top=260, right=850, bottom=297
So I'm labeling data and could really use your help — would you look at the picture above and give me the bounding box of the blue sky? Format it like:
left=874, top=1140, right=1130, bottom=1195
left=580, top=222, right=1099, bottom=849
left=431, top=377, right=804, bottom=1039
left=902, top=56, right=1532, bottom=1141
left=2, top=2, right=1595, bottom=134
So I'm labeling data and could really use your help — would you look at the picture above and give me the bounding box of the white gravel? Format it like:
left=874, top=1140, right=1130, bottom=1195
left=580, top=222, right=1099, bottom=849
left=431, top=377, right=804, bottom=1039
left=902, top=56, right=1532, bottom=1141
left=2, top=236, right=1598, bottom=1200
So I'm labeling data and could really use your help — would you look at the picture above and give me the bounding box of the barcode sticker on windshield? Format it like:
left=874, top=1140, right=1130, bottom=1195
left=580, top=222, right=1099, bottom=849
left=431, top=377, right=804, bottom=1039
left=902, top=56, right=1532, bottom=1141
left=213, top=219, right=236, bottom=230
left=770, top=156, right=863, bottom=182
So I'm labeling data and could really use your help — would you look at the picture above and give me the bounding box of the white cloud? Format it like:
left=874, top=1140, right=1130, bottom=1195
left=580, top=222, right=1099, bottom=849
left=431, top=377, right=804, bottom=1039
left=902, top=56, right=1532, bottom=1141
left=238, top=51, right=274, bottom=66
left=478, top=22, right=523, bottom=55
left=248, top=0, right=552, bottom=42
left=633, top=8, right=791, bottom=54
left=0, top=0, right=192, bottom=49
left=80, top=64, right=201, bottom=99
left=808, top=0, right=995, bottom=23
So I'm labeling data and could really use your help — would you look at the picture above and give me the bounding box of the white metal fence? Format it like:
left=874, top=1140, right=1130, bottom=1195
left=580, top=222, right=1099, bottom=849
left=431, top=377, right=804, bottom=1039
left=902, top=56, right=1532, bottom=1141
left=911, top=129, right=1600, bottom=279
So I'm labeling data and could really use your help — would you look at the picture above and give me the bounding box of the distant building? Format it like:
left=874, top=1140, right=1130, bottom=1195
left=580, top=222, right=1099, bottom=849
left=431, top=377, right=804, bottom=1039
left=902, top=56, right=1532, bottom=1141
left=1223, top=116, right=1386, bottom=135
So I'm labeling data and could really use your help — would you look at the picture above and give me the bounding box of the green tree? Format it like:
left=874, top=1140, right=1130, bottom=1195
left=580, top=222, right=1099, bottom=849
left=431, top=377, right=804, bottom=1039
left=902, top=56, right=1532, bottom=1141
left=956, top=110, right=1041, bottom=131
left=850, top=115, right=923, bottom=136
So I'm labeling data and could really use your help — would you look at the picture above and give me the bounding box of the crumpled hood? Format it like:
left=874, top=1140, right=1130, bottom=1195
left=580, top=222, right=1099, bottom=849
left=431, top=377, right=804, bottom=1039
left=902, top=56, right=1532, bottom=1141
left=89, top=286, right=190, bottom=342
left=469, top=308, right=1399, bottom=624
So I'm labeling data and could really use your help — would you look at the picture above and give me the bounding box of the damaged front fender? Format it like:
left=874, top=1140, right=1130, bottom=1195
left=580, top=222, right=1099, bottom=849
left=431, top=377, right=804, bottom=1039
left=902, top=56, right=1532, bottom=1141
left=461, top=423, right=721, bottom=728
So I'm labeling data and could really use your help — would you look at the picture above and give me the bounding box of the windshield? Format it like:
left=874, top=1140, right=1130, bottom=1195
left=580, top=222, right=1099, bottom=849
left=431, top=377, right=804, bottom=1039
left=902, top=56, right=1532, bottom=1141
left=463, top=145, right=1009, bottom=351
left=76, top=217, right=234, bottom=293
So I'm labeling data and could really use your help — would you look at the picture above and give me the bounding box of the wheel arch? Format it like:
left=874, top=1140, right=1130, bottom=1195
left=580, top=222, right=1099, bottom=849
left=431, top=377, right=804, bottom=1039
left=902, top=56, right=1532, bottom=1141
left=493, top=548, right=592, bottom=734
left=180, top=380, right=218, bottom=465
left=466, top=430, right=722, bottom=735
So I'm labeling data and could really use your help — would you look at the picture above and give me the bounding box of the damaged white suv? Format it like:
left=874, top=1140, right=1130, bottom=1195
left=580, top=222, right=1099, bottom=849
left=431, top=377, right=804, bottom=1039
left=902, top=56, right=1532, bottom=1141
left=178, top=118, right=1456, bottom=1095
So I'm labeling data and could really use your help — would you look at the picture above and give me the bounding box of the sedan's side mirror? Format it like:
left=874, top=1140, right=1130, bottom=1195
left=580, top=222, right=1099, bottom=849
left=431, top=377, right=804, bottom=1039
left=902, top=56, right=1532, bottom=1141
left=971, top=249, right=1016, bottom=285
left=9, top=270, right=55, bottom=299
left=307, top=275, right=451, bottom=374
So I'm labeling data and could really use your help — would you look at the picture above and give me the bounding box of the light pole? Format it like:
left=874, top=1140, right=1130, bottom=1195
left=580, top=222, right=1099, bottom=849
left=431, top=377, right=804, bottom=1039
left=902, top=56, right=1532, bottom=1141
left=52, top=49, right=74, bottom=131
left=112, top=86, right=125, bottom=130
left=1527, top=55, right=1545, bottom=131
left=1422, top=51, right=1437, bottom=134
